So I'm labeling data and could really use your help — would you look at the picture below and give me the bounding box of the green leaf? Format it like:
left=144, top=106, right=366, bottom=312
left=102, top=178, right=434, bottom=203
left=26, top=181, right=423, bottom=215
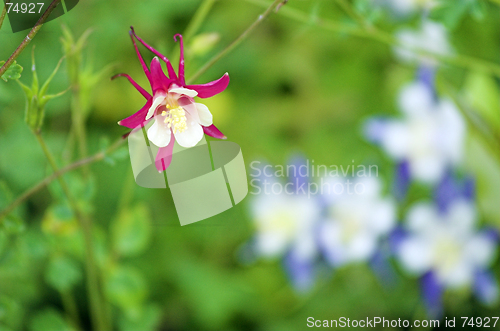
left=111, top=204, right=152, bottom=257
left=29, top=308, right=74, bottom=331
left=44, top=256, right=82, bottom=292
left=105, top=266, right=147, bottom=318
left=0, top=61, right=23, bottom=82
left=2, top=216, right=25, bottom=234
left=118, top=303, right=161, bottom=331
left=464, top=72, right=500, bottom=132
left=0, top=295, right=22, bottom=329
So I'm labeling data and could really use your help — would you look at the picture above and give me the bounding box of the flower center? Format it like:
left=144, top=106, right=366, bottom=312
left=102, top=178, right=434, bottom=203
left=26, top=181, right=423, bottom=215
left=162, top=104, right=187, bottom=134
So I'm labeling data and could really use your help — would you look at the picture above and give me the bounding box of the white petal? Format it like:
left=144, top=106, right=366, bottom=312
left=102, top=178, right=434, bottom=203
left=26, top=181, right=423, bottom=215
left=398, top=82, right=434, bottom=117
left=174, top=120, right=204, bottom=148
left=398, top=238, right=433, bottom=274
left=196, top=103, right=213, bottom=126
left=146, top=96, right=165, bottom=121
left=380, top=122, right=409, bottom=159
left=438, top=261, right=473, bottom=288
left=465, top=235, right=497, bottom=267
left=169, top=87, right=198, bottom=97
left=147, top=119, right=171, bottom=147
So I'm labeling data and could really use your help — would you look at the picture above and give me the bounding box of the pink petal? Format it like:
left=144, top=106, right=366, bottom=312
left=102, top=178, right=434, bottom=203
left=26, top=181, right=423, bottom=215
left=174, top=34, right=185, bottom=86
left=129, top=29, right=151, bottom=81
left=111, top=73, right=151, bottom=99
left=203, top=124, right=226, bottom=139
left=118, top=98, right=153, bottom=129
left=186, top=73, right=229, bottom=98
left=155, top=132, right=175, bottom=172
left=130, top=26, right=178, bottom=82
left=150, top=57, right=174, bottom=93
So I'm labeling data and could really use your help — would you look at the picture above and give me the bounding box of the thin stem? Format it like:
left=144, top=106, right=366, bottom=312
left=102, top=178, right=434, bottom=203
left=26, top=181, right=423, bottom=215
left=0, top=2, right=7, bottom=31
left=245, top=0, right=500, bottom=79
left=33, top=131, right=108, bottom=331
left=0, top=137, right=125, bottom=223
left=184, top=0, right=217, bottom=42
left=188, top=0, right=285, bottom=83
left=335, top=0, right=368, bottom=29
left=0, top=0, right=62, bottom=77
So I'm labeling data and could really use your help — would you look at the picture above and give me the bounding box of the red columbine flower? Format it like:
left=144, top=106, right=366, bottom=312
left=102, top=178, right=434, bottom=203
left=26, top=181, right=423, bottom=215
left=114, top=27, right=229, bottom=171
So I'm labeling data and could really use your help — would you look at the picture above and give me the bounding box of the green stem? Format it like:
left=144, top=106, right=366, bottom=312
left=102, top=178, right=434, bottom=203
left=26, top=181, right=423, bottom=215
left=33, top=131, right=108, bottom=331
left=188, top=0, right=285, bottom=83
left=71, top=91, right=89, bottom=175
left=0, top=0, right=62, bottom=77
left=0, top=3, right=7, bottom=31
left=245, top=0, right=500, bottom=79
left=184, top=0, right=217, bottom=42
left=61, top=290, right=82, bottom=331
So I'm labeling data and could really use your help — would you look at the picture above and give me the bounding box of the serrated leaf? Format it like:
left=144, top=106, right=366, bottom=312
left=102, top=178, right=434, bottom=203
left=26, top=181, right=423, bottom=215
left=44, top=256, right=82, bottom=292
left=0, top=61, right=23, bottom=82
left=29, top=308, right=74, bottom=331
left=111, top=204, right=152, bottom=257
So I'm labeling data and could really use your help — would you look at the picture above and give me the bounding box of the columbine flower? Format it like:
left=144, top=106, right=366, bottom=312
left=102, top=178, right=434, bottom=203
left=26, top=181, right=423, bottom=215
left=318, top=177, right=396, bottom=267
left=249, top=157, right=321, bottom=291
left=114, top=27, right=229, bottom=171
left=394, top=174, right=499, bottom=316
left=365, top=72, right=465, bottom=184
left=394, top=21, right=452, bottom=66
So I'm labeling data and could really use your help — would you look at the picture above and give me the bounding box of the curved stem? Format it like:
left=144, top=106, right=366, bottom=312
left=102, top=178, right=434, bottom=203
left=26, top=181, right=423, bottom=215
left=0, top=0, right=62, bottom=77
left=0, top=137, right=125, bottom=222
left=188, top=0, right=285, bottom=84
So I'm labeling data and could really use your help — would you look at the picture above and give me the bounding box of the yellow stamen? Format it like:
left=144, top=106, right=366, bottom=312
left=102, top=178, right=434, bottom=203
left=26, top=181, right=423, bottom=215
left=163, top=106, right=187, bottom=133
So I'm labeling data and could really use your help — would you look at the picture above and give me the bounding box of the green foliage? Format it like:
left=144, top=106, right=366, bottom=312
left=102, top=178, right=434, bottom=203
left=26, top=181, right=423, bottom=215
left=0, top=61, right=23, bottom=82
left=44, top=256, right=82, bottom=292
left=431, top=0, right=487, bottom=29
left=111, top=204, right=152, bottom=257
left=117, top=303, right=161, bottom=331
left=29, top=308, right=74, bottom=331
left=105, top=266, right=148, bottom=319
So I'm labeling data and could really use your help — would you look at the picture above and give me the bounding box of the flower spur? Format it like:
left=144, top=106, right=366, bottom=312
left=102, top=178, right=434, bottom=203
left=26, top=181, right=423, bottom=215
left=113, top=27, right=229, bottom=171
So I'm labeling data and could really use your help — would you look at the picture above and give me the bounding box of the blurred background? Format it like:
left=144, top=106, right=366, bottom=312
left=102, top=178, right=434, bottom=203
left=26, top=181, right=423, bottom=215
left=0, top=0, right=499, bottom=330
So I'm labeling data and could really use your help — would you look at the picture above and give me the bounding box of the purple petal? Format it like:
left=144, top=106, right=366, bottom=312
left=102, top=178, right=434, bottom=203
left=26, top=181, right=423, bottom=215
left=284, top=252, right=315, bottom=292
left=287, top=155, right=309, bottom=194
left=388, top=227, right=407, bottom=255
left=174, top=34, right=185, bottom=86
left=473, top=269, right=499, bottom=305
left=434, top=170, right=460, bottom=214
left=150, top=57, right=174, bottom=93
left=130, top=26, right=178, bottom=82
left=155, top=133, right=175, bottom=172
left=363, top=117, right=387, bottom=143
left=186, top=73, right=230, bottom=98
left=111, top=73, right=151, bottom=99
left=421, top=272, right=443, bottom=318
left=463, top=175, right=475, bottom=201
left=417, top=65, right=436, bottom=100
left=118, top=98, right=152, bottom=129
left=203, top=124, right=226, bottom=139
left=370, top=249, right=398, bottom=288
left=394, top=160, right=410, bottom=201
